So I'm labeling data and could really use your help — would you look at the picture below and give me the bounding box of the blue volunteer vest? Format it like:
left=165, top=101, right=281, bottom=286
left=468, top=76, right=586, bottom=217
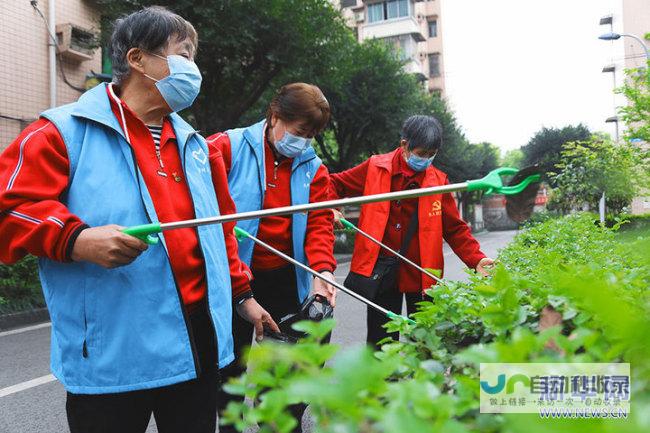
left=38, top=83, right=233, bottom=394
left=225, top=120, right=322, bottom=302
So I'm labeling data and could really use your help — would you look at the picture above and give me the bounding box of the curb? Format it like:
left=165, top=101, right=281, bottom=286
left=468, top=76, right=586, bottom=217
left=0, top=308, right=50, bottom=331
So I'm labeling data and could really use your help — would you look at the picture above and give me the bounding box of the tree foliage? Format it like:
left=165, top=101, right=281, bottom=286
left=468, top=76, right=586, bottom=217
left=500, top=148, right=524, bottom=169
left=617, top=63, right=650, bottom=143
left=549, top=135, right=649, bottom=215
left=98, top=0, right=352, bottom=132
left=521, top=124, right=591, bottom=184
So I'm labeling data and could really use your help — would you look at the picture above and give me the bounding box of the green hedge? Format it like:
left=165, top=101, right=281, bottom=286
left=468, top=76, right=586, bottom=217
left=615, top=213, right=650, bottom=231
left=222, top=213, right=650, bottom=432
left=0, top=256, right=44, bottom=314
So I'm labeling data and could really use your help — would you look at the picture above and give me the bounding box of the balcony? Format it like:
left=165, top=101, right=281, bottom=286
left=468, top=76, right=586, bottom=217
left=360, top=16, right=426, bottom=42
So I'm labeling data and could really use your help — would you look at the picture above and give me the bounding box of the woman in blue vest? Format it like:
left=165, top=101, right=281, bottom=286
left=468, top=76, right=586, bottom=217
left=0, top=7, right=278, bottom=433
left=208, top=83, right=337, bottom=432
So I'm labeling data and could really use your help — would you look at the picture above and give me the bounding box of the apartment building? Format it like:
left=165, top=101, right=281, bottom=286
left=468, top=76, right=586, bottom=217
left=337, top=0, right=445, bottom=96
left=0, top=0, right=103, bottom=150
left=600, top=0, right=650, bottom=214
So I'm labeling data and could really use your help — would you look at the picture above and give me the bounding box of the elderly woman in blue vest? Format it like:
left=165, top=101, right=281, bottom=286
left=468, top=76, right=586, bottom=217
left=208, top=83, right=336, bottom=431
left=0, top=7, right=279, bottom=433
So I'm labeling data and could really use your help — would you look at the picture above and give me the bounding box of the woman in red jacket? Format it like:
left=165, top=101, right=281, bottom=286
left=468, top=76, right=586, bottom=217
left=330, top=115, right=494, bottom=348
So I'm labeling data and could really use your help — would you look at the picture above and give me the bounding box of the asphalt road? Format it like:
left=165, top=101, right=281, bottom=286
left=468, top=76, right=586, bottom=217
left=0, top=230, right=518, bottom=433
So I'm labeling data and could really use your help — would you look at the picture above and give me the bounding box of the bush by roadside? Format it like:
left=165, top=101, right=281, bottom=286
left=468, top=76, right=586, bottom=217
left=0, top=256, right=43, bottom=315
left=222, top=213, right=650, bottom=433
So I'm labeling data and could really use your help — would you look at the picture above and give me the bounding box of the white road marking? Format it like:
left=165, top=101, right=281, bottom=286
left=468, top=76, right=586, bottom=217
left=0, top=322, right=51, bottom=338
left=0, top=374, right=56, bottom=398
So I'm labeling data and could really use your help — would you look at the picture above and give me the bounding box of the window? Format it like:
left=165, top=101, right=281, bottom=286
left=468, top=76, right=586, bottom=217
left=383, top=35, right=415, bottom=61
left=386, top=0, right=399, bottom=19
left=368, top=3, right=384, bottom=23
left=387, top=0, right=408, bottom=19
left=368, top=0, right=409, bottom=23
left=428, top=20, right=438, bottom=38
left=398, top=0, right=409, bottom=17
left=340, top=0, right=357, bottom=8
left=428, top=53, right=440, bottom=77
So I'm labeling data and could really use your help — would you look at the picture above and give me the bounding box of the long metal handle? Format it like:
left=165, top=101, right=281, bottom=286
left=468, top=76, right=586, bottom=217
left=125, top=182, right=467, bottom=244
left=340, top=218, right=443, bottom=284
left=123, top=166, right=540, bottom=243
left=234, top=227, right=415, bottom=325
left=159, top=182, right=468, bottom=232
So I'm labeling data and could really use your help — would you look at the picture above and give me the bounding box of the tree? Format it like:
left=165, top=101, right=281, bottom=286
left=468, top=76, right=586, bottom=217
left=99, top=0, right=352, bottom=132
left=521, top=124, right=591, bottom=184
left=617, top=62, right=650, bottom=143
left=501, top=149, right=524, bottom=169
left=549, top=135, right=649, bottom=215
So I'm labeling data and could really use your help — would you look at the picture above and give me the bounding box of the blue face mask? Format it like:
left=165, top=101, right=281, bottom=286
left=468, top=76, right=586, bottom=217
left=406, top=152, right=435, bottom=172
left=144, top=54, right=202, bottom=112
left=274, top=131, right=312, bottom=158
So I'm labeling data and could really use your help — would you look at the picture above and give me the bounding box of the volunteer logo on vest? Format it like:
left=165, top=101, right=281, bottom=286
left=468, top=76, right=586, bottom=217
left=192, top=148, right=207, bottom=164
left=429, top=200, right=442, bottom=217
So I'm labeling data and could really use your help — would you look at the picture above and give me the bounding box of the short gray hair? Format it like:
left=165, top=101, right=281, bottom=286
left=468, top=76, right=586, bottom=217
left=109, top=6, right=198, bottom=84
left=401, top=115, right=443, bottom=152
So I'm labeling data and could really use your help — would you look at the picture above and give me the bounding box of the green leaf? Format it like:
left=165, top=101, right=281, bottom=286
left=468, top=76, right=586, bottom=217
left=291, top=318, right=336, bottom=341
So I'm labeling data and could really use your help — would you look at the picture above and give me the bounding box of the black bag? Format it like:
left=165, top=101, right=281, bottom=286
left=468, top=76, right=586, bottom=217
left=344, top=203, right=419, bottom=301
left=263, top=294, right=334, bottom=343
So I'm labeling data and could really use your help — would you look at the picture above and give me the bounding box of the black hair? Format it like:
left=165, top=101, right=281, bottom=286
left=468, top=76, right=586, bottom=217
left=400, top=115, right=443, bottom=152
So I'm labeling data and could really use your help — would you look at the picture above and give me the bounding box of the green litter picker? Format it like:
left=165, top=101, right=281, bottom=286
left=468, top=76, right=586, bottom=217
left=123, top=166, right=541, bottom=246
left=122, top=166, right=541, bottom=326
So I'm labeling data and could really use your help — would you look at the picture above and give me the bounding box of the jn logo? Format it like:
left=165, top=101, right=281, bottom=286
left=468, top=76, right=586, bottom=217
left=480, top=374, right=530, bottom=394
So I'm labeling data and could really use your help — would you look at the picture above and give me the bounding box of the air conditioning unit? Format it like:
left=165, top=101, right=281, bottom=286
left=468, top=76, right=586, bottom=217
left=56, top=23, right=98, bottom=62
left=355, top=12, right=365, bottom=23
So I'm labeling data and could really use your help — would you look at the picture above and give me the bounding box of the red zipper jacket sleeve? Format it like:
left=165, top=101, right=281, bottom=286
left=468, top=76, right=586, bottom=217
left=207, top=134, right=253, bottom=298
left=0, top=119, right=87, bottom=264
left=305, top=164, right=336, bottom=273
left=328, top=159, right=371, bottom=200
left=440, top=177, right=486, bottom=269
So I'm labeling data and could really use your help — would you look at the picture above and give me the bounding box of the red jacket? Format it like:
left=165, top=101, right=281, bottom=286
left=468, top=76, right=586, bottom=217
left=207, top=132, right=336, bottom=273
left=330, top=148, right=486, bottom=293
left=0, top=85, right=252, bottom=310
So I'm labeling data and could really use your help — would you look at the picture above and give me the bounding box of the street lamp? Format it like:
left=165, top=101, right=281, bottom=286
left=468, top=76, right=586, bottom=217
left=598, top=32, right=650, bottom=60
